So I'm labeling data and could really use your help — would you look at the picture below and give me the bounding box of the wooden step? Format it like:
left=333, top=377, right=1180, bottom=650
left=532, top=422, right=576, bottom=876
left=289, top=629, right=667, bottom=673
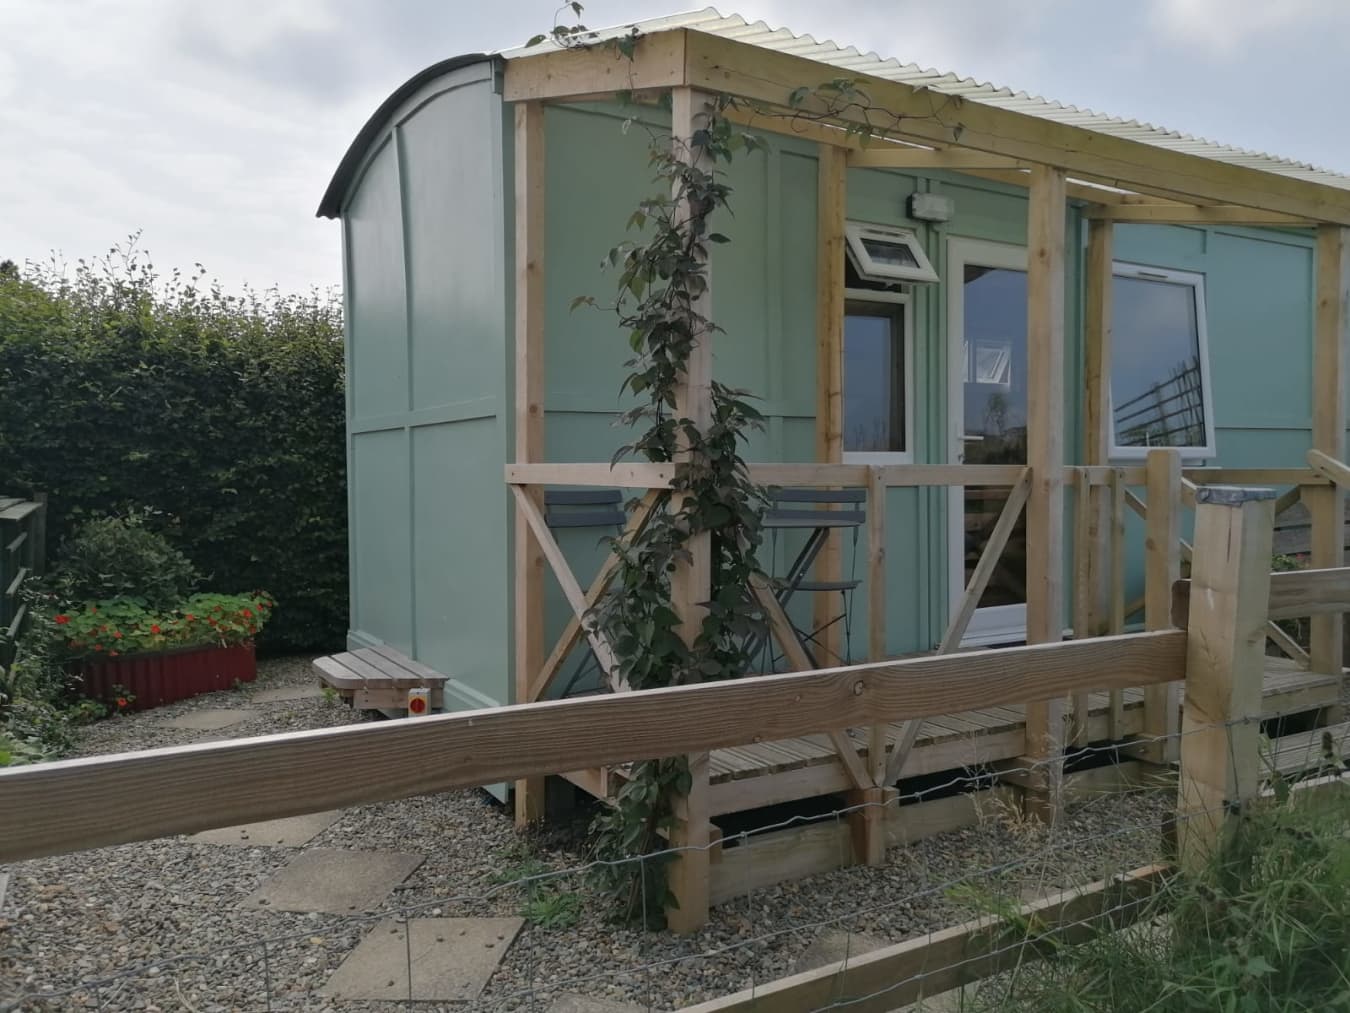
left=313, top=645, right=448, bottom=711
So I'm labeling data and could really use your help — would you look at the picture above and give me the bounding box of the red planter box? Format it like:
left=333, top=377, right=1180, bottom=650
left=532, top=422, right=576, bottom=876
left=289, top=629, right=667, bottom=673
left=76, top=643, right=257, bottom=711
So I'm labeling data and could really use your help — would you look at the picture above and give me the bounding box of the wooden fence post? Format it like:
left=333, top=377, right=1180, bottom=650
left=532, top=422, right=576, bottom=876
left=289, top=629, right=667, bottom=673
left=1141, top=449, right=1182, bottom=764
left=1176, top=486, right=1274, bottom=876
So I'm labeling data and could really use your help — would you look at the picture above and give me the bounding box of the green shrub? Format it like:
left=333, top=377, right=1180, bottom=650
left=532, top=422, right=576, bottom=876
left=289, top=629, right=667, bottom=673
left=47, top=514, right=199, bottom=609
left=0, top=241, right=346, bottom=650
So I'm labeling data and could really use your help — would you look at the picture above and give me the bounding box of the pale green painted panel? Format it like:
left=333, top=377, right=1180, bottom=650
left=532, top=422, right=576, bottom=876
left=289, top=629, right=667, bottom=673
left=1206, top=232, right=1313, bottom=431
left=352, top=429, right=413, bottom=650
left=709, top=147, right=773, bottom=397
left=779, top=151, right=819, bottom=417
left=401, top=84, right=506, bottom=411
left=347, top=142, right=409, bottom=420
left=543, top=106, right=655, bottom=408
left=412, top=418, right=508, bottom=707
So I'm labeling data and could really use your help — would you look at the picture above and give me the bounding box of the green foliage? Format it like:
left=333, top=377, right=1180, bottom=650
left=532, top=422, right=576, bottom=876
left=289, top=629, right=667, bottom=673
left=522, top=887, right=583, bottom=929
left=963, top=791, right=1350, bottom=1012
left=45, top=513, right=199, bottom=610
left=539, top=3, right=894, bottom=925
left=50, top=591, right=273, bottom=659
left=0, top=240, right=346, bottom=650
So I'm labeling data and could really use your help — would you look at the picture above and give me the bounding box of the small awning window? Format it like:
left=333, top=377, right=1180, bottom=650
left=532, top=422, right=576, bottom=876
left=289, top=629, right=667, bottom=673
left=844, top=222, right=938, bottom=284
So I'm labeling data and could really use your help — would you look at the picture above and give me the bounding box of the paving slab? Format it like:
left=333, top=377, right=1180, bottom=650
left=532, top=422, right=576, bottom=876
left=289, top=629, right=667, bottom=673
left=251, top=685, right=325, bottom=703
left=320, top=917, right=522, bottom=1001
left=162, top=708, right=248, bottom=731
left=545, top=994, right=647, bottom=1012
left=241, top=848, right=423, bottom=914
left=188, top=811, right=341, bottom=847
left=0, top=871, right=9, bottom=912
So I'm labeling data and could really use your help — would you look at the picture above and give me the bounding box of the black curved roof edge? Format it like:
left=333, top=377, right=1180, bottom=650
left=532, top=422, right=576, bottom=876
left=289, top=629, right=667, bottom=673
left=317, top=53, right=498, bottom=219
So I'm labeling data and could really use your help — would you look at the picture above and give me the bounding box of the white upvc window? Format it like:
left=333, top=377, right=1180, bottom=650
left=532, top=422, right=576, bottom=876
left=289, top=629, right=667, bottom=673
left=1109, top=262, right=1217, bottom=460
left=841, top=289, right=914, bottom=464
left=844, top=222, right=939, bottom=284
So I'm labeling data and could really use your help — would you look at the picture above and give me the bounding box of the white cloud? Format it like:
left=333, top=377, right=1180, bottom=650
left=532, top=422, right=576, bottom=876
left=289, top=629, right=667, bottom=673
left=1148, top=0, right=1350, bottom=55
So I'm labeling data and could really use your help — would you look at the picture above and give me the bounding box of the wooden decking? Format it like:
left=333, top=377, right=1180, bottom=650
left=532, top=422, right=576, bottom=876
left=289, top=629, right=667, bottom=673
left=701, top=659, right=1339, bottom=817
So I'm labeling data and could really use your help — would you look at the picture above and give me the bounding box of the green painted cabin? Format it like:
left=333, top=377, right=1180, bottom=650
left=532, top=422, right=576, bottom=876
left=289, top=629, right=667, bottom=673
left=317, top=12, right=1336, bottom=724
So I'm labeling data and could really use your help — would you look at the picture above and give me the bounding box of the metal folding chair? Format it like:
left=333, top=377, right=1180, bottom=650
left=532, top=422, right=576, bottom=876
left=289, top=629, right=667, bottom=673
left=754, top=488, right=866, bottom=669
left=544, top=489, right=625, bottom=698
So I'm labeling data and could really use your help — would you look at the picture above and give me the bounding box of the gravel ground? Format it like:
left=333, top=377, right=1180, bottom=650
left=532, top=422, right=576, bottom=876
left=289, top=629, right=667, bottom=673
left=1, top=657, right=1172, bottom=1012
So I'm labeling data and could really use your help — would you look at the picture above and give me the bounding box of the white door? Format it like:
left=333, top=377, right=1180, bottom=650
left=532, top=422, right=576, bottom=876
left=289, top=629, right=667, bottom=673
left=947, top=238, right=1029, bottom=646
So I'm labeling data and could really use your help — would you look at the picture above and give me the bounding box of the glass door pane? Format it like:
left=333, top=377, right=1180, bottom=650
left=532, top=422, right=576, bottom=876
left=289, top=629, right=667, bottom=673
left=960, top=264, right=1029, bottom=612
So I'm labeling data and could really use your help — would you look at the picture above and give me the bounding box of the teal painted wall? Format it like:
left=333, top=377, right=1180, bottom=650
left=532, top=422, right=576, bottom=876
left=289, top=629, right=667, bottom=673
left=339, top=62, right=511, bottom=712
left=337, top=75, right=1323, bottom=707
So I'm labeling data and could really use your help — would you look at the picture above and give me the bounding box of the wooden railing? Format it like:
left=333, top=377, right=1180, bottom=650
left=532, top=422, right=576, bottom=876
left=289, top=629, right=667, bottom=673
left=5, top=485, right=1348, bottom=939
left=0, top=492, right=47, bottom=677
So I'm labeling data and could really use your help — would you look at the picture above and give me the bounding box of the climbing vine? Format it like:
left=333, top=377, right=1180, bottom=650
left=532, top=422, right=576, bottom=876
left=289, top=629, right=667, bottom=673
left=529, top=4, right=895, bottom=924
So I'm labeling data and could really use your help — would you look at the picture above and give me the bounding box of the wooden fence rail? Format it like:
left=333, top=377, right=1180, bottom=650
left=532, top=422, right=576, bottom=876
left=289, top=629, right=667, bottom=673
left=0, top=630, right=1185, bottom=864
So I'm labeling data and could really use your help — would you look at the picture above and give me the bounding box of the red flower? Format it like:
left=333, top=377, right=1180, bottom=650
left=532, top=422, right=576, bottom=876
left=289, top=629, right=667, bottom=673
left=150, top=624, right=162, bottom=634
left=109, top=650, right=119, bottom=657
left=54, top=614, right=70, bottom=625
left=93, top=644, right=103, bottom=652
left=241, top=608, right=253, bottom=618
left=185, top=613, right=195, bottom=621
left=116, top=697, right=128, bottom=708
left=89, top=605, right=98, bottom=613
left=112, top=630, right=123, bottom=640
left=100, top=625, right=108, bottom=632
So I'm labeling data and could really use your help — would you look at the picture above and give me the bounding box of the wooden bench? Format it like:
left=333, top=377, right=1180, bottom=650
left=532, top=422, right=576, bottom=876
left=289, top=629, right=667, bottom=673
left=313, top=645, right=449, bottom=712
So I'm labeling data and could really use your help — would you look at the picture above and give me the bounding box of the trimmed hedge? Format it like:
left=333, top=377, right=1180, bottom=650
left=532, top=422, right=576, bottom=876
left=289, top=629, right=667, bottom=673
left=0, top=246, right=347, bottom=651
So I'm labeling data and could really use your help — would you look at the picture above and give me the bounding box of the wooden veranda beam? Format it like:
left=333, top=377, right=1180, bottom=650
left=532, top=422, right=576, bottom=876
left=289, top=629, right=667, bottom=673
left=1310, top=227, right=1350, bottom=691
left=814, top=143, right=848, bottom=662
left=512, top=100, right=547, bottom=826
left=679, top=30, right=1350, bottom=222
left=1022, top=164, right=1068, bottom=819
left=667, top=85, right=716, bottom=933
left=1084, top=204, right=1315, bottom=226
left=1141, top=449, right=1182, bottom=764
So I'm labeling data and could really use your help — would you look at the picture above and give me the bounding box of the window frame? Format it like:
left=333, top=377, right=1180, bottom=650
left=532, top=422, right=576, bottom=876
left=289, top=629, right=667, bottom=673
left=1108, top=261, right=1217, bottom=461
left=844, top=221, right=939, bottom=284
left=841, top=288, right=914, bottom=465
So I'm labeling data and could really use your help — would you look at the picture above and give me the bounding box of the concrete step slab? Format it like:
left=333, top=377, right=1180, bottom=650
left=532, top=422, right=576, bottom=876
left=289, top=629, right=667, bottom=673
left=250, top=685, right=325, bottom=703
left=162, top=708, right=248, bottom=731
left=320, top=916, right=522, bottom=1001
left=188, top=811, right=340, bottom=848
left=241, top=848, right=423, bottom=914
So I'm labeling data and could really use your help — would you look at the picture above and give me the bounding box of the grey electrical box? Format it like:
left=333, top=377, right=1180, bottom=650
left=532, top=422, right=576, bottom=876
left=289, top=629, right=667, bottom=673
left=908, top=193, right=954, bottom=223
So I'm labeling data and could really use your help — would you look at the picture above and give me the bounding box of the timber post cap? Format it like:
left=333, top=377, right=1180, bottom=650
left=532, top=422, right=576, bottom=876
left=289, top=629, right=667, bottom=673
left=1194, top=485, right=1276, bottom=506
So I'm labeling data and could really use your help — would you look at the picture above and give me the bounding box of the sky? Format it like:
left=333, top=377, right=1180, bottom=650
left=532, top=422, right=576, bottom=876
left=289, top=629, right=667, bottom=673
left=3, top=0, right=1350, bottom=295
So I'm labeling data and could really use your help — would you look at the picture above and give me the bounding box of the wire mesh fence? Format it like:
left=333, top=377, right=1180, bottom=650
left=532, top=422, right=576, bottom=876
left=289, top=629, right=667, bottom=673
left=5, top=715, right=1348, bottom=1012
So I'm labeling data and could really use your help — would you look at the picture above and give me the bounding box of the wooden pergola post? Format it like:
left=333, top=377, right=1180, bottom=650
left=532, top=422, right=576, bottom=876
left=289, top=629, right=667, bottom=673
left=1141, top=448, right=1183, bottom=763
left=1177, top=487, right=1274, bottom=875
left=1082, top=223, right=1116, bottom=638
left=513, top=101, right=547, bottom=827
left=814, top=144, right=847, bottom=662
left=665, top=85, right=715, bottom=934
left=1311, top=225, right=1349, bottom=703
left=1021, top=164, right=1068, bottom=820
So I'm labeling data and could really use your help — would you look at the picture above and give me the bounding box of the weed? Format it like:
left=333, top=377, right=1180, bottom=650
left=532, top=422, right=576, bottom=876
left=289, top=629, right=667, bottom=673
left=522, top=888, right=582, bottom=929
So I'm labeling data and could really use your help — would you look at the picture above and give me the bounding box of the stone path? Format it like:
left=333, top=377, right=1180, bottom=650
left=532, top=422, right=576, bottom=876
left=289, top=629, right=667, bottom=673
left=320, top=917, right=523, bottom=1002
left=187, top=810, right=340, bottom=847
left=162, top=707, right=248, bottom=731
left=241, top=847, right=424, bottom=915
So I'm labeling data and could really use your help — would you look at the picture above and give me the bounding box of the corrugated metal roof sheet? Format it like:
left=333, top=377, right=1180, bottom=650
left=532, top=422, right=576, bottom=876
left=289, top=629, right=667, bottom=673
left=502, top=7, right=1350, bottom=192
